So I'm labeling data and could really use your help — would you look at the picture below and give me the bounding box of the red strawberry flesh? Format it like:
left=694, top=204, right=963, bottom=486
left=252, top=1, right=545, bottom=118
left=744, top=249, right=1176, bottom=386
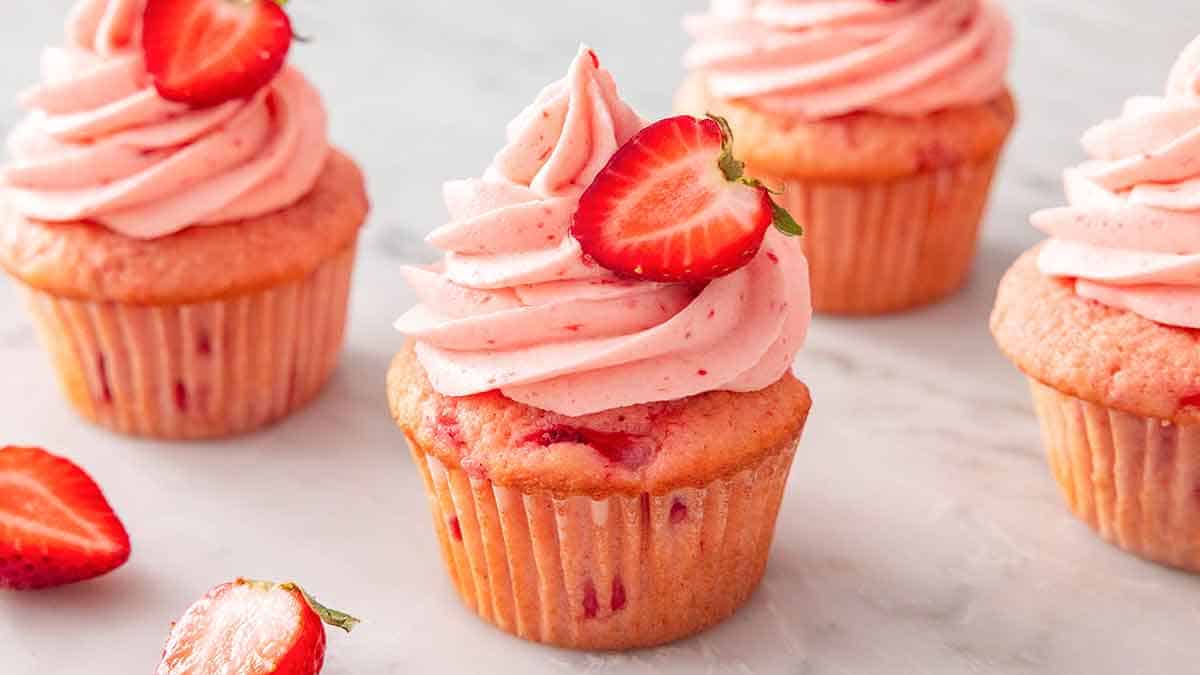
left=157, top=579, right=358, bottom=675
left=0, top=446, right=130, bottom=590
left=572, top=115, right=791, bottom=283
left=143, top=0, right=294, bottom=108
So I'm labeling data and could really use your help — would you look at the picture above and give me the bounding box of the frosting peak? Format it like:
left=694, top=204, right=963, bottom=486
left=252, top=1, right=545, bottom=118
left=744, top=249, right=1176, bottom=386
left=1035, top=35, right=1200, bottom=328
left=66, top=0, right=141, bottom=55
left=396, top=47, right=812, bottom=417
left=683, top=0, right=1012, bottom=118
left=490, top=47, right=643, bottom=197
left=1, top=0, right=329, bottom=238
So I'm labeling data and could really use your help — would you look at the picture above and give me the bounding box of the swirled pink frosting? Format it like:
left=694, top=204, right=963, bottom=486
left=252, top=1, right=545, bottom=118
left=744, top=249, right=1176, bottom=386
left=1034, top=36, right=1200, bottom=329
left=0, top=0, right=329, bottom=239
left=395, top=46, right=812, bottom=417
left=683, top=0, right=1012, bottom=118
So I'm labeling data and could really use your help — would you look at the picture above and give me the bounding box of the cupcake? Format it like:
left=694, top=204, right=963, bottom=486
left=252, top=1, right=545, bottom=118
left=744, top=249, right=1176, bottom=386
left=678, top=0, right=1016, bottom=314
left=389, top=46, right=813, bottom=649
left=0, top=0, right=368, bottom=439
left=992, top=36, right=1200, bottom=572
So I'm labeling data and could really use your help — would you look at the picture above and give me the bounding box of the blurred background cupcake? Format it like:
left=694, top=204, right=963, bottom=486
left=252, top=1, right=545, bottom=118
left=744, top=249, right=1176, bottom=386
left=992, top=35, right=1200, bottom=572
left=677, top=0, right=1016, bottom=314
left=0, top=0, right=369, bottom=439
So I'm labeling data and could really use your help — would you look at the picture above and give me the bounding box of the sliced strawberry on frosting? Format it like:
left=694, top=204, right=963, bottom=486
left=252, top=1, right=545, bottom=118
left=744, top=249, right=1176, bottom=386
left=571, top=115, right=800, bottom=283
left=142, top=0, right=294, bottom=108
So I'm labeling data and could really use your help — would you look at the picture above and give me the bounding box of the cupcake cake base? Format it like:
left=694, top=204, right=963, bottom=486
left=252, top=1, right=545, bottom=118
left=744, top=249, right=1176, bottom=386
left=20, top=243, right=355, bottom=440
left=389, top=344, right=811, bottom=650
left=0, top=151, right=369, bottom=439
left=993, top=248, right=1200, bottom=573
left=408, top=436, right=797, bottom=650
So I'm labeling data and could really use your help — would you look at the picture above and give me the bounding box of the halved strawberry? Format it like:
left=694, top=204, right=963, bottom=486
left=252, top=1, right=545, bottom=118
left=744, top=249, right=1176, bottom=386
left=157, top=579, right=359, bottom=675
left=572, top=115, right=801, bottom=283
left=0, top=446, right=131, bottom=590
left=143, top=0, right=294, bottom=108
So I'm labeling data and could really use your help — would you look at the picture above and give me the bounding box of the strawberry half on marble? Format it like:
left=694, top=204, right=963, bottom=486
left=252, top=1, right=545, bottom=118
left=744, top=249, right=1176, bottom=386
left=572, top=115, right=801, bottom=283
left=143, top=0, right=295, bottom=107
left=157, top=579, right=359, bottom=675
left=0, top=446, right=131, bottom=590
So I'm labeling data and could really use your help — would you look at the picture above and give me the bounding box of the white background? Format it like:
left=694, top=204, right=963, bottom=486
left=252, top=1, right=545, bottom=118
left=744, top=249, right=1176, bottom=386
left=2, top=1, right=1200, bottom=673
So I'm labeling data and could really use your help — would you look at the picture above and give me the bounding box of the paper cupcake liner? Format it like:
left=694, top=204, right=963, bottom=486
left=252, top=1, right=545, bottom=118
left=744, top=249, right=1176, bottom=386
left=1029, top=378, right=1200, bottom=572
left=18, top=242, right=357, bottom=440
left=407, top=434, right=801, bottom=650
left=768, top=154, right=1000, bottom=315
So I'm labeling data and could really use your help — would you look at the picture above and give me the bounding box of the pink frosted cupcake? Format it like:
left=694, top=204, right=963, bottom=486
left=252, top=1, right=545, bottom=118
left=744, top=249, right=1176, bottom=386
left=0, top=0, right=368, bottom=439
left=993, top=36, right=1200, bottom=572
left=389, top=47, right=813, bottom=649
left=677, top=0, right=1016, bottom=314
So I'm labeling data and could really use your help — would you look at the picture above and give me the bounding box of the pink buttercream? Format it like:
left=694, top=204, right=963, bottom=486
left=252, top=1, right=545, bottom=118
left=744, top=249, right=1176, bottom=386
left=395, top=47, right=812, bottom=417
left=1034, top=35, right=1200, bottom=329
left=1, top=0, right=329, bottom=239
left=683, top=0, right=1012, bottom=118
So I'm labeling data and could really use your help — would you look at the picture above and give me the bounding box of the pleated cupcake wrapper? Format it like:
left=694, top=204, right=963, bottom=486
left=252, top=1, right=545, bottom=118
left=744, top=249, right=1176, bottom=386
left=1029, top=378, right=1200, bottom=572
left=18, top=243, right=357, bottom=440
left=408, top=435, right=800, bottom=650
left=768, top=154, right=1000, bottom=315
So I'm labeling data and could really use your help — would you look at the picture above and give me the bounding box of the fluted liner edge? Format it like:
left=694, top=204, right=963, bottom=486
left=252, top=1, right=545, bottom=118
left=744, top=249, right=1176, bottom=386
left=18, top=242, right=357, bottom=440
left=407, top=435, right=800, bottom=650
left=767, top=155, right=1000, bottom=315
left=1029, top=378, right=1200, bottom=572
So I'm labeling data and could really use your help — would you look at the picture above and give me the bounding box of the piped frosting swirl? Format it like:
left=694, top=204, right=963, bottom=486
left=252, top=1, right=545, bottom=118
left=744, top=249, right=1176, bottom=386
left=1035, top=35, right=1200, bottom=328
left=683, top=0, right=1012, bottom=118
left=1, top=0, right=329, bottom=238
left=396, top=47, right=812, bottom=416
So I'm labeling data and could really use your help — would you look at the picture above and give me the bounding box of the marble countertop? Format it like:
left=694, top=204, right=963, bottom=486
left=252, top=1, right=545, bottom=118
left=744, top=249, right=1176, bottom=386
left=3, top=1, right=1200, bottom=673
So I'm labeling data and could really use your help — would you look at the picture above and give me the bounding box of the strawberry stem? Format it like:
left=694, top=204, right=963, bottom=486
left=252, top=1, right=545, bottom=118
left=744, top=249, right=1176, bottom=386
left=707, top=114, right=746, bottom=182
left=236, top=579, right=362, bottom=633
left=286, top=583, right=361, bottom=633
left=262, top=0, right=311, bottom=42
left=705, top=113, right=803, bottom=238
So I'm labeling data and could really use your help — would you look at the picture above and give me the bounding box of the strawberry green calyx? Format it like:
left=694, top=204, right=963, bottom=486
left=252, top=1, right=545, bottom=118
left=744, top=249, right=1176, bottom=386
left=770, top=202, right=802, bottom=236
left=289, top=583, right=361, bottom=633
left=268, top=0, right=315, bottom=43
left=709, top=114, right=747, bottom=183
left=705, top=113, right=803, bottom=238
left=239, top=579, right=362, bottom=633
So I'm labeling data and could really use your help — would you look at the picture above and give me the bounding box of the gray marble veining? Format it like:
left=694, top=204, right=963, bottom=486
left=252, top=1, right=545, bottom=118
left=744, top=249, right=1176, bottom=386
left=2, top=2, right=1200, bottom=673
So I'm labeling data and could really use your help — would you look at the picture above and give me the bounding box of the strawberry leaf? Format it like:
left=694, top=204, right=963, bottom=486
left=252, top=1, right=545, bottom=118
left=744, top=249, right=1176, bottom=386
left=771, top=201, right=803, bottom=237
